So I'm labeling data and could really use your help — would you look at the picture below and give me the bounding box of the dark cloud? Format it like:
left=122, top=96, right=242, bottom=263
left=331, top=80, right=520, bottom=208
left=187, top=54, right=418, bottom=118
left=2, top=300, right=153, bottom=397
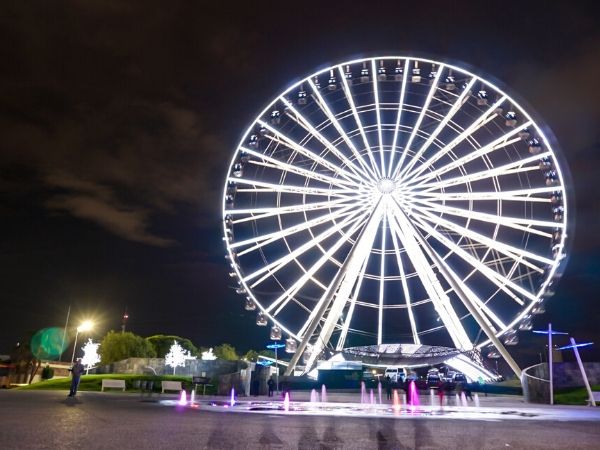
left=1, top=1, right=599, bottom=361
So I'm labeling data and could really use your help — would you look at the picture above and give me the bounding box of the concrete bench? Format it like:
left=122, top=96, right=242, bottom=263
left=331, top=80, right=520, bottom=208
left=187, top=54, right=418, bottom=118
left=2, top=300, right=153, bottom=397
left=101, top=379, right=126, bottom=392
left=161, top=380, right=183, bottom=393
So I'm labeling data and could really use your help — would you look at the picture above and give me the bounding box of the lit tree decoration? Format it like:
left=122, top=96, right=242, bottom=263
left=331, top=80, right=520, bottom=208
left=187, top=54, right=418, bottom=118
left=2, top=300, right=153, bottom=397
left=80, top=338, right=101, bottom=374
left=201, top=347, right=217, bottom=361
left=165, top=340, right=196, bottom=375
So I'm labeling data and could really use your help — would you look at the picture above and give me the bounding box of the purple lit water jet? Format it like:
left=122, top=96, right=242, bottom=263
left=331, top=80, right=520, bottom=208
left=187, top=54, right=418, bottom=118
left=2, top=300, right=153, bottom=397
left=377, top=381, right=382, bottom=404
left=178, top=390, right=187, bottom=406
left=370, top=388, right=375, bottom=404
left=360, top=381, right=367, bottom=403
left=310, top=388, right=318, bottom=403
left=408, top=381, right=420, bottom=407
left=283, top=392, right=290, bottom=412
left=230, top=387, right=236, bottom=407
left=321, top=384, right=327, bottom=403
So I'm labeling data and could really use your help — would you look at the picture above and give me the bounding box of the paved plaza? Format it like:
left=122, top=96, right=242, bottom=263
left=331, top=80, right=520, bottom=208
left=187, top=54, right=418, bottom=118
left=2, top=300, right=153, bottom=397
left=1, top=390, right=599, bottom=449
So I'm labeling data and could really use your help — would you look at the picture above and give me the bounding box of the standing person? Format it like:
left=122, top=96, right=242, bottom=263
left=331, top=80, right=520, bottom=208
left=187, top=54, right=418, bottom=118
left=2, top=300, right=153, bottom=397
left=385, top=375, right=393, bottom=400
left=68, top=358, right=85, bottom=397
left=267, top=376, right=275, bottom=397
left=436, top=379, right=445, bottom=406
left=464, top=382, right=473, bottom=401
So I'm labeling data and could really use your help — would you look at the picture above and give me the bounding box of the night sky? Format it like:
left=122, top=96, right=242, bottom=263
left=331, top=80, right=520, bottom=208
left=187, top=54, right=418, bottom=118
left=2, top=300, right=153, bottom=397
left=1, top=1, right=599, bottom=368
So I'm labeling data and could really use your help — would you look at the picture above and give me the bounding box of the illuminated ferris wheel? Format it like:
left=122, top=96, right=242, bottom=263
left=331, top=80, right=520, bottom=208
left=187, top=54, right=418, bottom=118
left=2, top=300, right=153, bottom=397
left=222, top=56, right=569, bottom=376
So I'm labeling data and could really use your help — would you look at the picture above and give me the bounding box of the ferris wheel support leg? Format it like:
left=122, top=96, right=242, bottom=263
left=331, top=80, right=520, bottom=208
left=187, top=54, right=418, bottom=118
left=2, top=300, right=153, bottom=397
left=284, top=201, right=384, bottom=376
left=425, top=243, right=522, bottom=379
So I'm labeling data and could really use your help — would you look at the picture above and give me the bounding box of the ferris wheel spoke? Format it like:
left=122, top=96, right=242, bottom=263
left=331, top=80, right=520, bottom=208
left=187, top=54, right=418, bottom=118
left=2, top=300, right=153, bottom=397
left=415, top=150, right=553, bottom=194
left=399, top=77, right=476, bottom=180
left=371, top=60, right=385, bottom=176
left=406, top=210, right=536, bottom=305
left=408, top=204, right=553, bottom=270
left=401, top=95, right=507, bottom=184
left=377, top=212, right=387, bottom=345
left=244, top=205, right=371, bottom=288
left=386, top=203, right=473, bottom=350
left=233, top=203, right=363, bottom=256
left=335, top=254, right=370, bottom=351
left=337, top=66, right=382, bottom=179
left=391, top=64, right=444, bottom=179
left=280, top=97, right=370, bottom=184
left=415, top=185, right=562, bottom=204
left=387, top=213, right=420, bottom=345
left=308, top=78, right=377, bottom=181
left=229, top=177, right=357, bottom=197
left=266, top=209, right=371, bottom=316
left=410, top=196, right=564, bottom=234
left=409, top=220, right=508, bottom=332
left=406, top=121, right=533, bottom=187
left=240, top=146, right=359, bottom=190
left=388, top=59, right=410, bottom=178
left=227, top=196, right=365, bottom=225
left=256, top=120, right=363, bottom=184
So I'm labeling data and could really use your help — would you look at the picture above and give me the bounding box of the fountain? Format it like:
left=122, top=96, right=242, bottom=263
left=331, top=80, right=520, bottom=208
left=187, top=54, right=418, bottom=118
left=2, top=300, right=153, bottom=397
left=455, top=393, right=460, bottom=406
left=190, top=389, right=196, bottom=405
left=360, top=381, right=367, bottom=403
left=392, top=389, right=401, bottom=412
left=460, top=392, right=468, bottom=407
left=283, top=392, right=290, bottom=412
left=474, top=393, right=480, bottom=408
left=178, top=390, right=187, bottom=406
left=369, top=388, right=375, bottom=404
left=408, top=381, right=420, bottom=407
left=321, top=384, right=327, bottom=403
left=377, top=381, right=382, bottom=404
left=430, top=388, right=434, bottom=406
left=310, top=388, right=318, bottom=403
left=230, top=387, right=236, bottom=407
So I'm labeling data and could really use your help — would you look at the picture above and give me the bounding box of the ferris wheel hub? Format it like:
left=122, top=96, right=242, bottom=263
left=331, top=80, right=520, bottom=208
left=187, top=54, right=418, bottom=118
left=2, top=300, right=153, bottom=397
left=376, top=177, right=396, bottom=194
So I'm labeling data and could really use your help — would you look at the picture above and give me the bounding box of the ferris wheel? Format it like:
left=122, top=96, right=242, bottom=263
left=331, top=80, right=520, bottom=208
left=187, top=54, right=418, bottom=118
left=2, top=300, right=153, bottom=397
left=222, top=56, right=569, bottom=376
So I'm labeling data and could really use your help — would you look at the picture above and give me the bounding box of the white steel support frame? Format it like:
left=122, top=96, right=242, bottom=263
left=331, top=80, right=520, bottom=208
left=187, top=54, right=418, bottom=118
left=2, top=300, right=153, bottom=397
left=223, top=56, right=569, bottom=379
left=284, top=200, right=384, bottom=375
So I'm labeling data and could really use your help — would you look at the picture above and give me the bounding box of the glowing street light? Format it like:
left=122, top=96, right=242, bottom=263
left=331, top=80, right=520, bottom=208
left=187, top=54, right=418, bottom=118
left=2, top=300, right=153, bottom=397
left=532, top=323, right=567, bottom=405
left=266, top=342, right=285, bottom=393
left=70, top=320, right=94, bottom=365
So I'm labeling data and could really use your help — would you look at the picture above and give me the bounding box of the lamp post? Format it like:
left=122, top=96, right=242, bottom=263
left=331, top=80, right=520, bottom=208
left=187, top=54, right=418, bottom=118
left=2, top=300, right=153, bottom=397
left=532, top=323, right=568, bottom=405
left=70, top=321, right=94, bottom=365
left=266, top=342, right=285, bottom=393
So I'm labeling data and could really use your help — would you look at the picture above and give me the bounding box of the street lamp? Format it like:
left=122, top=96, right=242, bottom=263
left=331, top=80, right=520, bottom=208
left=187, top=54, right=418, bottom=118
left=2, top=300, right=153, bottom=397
left=532, top=323, right=568, bottom=405
left=266, top=342, right=285, bottom=393
left=70, top=320, right=94, bottom=365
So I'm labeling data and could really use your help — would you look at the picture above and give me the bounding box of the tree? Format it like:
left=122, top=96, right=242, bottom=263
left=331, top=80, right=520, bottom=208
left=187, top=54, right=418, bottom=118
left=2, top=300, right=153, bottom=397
left=146, top=335, right=199, bottom=358
left=213, top=343, right=238, bottom=361
left=165, top=340, right=196, bottom=375
left=243, top=349, right=259, bottom=362
left=99, top=331, right=156, bottom=365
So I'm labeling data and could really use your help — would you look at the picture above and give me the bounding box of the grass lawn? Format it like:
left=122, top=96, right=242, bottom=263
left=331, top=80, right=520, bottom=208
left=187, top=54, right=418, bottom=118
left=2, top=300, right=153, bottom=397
left=17, top=374, right=216, bottom=394
left=554, top=385, right=600, bottom=405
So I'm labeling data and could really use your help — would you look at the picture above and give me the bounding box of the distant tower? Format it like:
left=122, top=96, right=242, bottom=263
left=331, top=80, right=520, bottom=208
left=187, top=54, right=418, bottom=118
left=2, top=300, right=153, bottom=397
left=121, top=308, right=129, bottom=333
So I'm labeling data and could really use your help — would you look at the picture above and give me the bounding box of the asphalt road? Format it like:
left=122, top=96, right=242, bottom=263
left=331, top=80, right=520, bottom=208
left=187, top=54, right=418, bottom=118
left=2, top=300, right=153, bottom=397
left=1, top=390, right=599, bottom=449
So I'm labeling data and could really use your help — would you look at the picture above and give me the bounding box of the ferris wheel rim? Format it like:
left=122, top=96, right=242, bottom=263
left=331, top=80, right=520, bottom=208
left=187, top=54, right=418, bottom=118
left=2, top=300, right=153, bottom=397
left=222, top=55, right=570, bottom=355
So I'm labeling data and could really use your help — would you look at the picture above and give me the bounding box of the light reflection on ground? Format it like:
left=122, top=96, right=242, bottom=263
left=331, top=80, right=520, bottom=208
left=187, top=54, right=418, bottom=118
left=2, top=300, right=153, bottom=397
left=160, top=398, right=600, bottom=422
